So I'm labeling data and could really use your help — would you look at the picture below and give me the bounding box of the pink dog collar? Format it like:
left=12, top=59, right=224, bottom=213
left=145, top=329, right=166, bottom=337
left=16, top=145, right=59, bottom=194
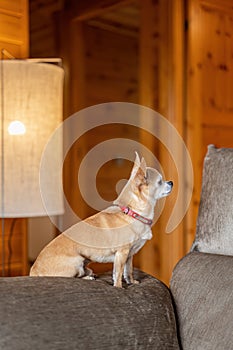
left=117, top=205, right=153, bottom=226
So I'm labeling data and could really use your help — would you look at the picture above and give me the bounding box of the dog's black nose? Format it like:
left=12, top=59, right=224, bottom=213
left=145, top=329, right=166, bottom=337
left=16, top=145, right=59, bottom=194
left=168, top=181, right=173, bottom=187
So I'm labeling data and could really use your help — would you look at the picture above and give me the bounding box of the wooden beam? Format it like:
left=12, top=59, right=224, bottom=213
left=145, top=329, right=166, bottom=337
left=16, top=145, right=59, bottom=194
left=59, top=14, right=88, bottom=225
left=138, top=0, right=160, bottom=276
left=158, top=0, right=185, bottom=285
left=185, top=0, right=203, bottom=251
left=137, top=0, right=186, bottom=285
left=67, top=0, right=135, bottom=21
left=86, top=19, right=138, bottom=38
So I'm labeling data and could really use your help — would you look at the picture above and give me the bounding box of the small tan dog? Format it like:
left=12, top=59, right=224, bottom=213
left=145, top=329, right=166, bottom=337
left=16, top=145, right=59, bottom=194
left=30, top=153, right=173, bottom=287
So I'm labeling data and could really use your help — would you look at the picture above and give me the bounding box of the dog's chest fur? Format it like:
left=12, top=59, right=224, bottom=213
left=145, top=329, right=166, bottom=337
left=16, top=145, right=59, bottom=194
left=129, top=238, right=148, bottom=257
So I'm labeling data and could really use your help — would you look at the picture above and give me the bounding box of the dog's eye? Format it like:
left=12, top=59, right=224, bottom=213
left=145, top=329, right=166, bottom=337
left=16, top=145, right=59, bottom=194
left=144, top=174, right=149, bottom=185
left=144, top=171, right=148, bottom=181
left=158, top=179, right=162, bottom=186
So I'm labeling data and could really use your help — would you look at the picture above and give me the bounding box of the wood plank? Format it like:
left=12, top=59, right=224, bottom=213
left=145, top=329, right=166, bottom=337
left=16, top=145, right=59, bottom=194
left=203, top=126, right=233, bottom=150
left=0, top=0, right=25, bottom=14
left=0, top=42, right=22, bottom=57
left=86, top=1, right=139, bottom=37
left=61, top=18, right=88, bottom=222
left=199, top=3, right=233, bottom=125
left=30, top=0, right=64, bottom=16
left=59, top=3, right=140, bottom=223
left=86, top=19, right=138, bottom=38
left=68, top=0, right=136, bottom=21
left=200, top=0, right=233, bottom=14
left=186, top=0, right=233, bottom=251
left=84, top=22, right=139, bottom=105
left=139, top=0, right=159, bottom=110
left=0, top=13, right=24, bottom=41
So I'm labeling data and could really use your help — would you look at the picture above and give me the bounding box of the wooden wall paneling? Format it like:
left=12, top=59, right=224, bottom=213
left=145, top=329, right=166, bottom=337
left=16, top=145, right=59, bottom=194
left=139, top=0, right=159, bottom=109
left=82, top=16, right=140, bottom=221
left=157, top=0, right=186, bottom=284
left=60, top=8, right=140, bottom=223
left=70, top=21, right=87, bottom=113
left=30, top=0, right=64, bottom=57
left=59, top=14, right=88, bottom=225
left=87, top=4, right=139, bottom=37
left=199, top=0, right=233, bottom=146
left=0, top=0, right=28, bottom=57
left=84, top=22, right=139, bottom=105
left=0, top=0, right=25, bottom=12
left=186, top=0, right=233, bottom=251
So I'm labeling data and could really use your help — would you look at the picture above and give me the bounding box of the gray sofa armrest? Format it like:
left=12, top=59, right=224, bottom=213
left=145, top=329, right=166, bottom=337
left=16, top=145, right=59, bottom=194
left=170, top=252, right=233, bottom=350
left=0, top=270, right=180, bottom=350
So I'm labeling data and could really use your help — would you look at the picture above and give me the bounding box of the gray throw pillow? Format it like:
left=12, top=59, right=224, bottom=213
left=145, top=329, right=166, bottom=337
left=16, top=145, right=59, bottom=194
left=191, top=145, right=233, bottom=255
left=170, top=252, right=233, bottom=350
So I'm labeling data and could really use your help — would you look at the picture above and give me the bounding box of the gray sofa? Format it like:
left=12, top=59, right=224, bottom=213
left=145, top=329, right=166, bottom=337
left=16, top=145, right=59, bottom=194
left=0, top=145, right=232, bottom=350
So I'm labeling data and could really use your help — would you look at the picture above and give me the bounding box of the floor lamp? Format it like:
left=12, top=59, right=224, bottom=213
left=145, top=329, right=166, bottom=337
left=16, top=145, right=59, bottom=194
left=0, top=58, right=64, bottom=276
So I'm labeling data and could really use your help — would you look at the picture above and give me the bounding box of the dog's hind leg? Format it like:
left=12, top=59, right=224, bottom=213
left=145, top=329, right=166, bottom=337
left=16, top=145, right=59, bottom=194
left=82, top=259, right=96, bottom=280
left=75, top=265, right=85, bottom=278
left=74, top=255, right=86, bottom=278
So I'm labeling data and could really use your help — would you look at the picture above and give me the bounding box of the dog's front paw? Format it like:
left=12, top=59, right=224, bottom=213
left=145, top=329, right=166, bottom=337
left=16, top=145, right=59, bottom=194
left=126, top=279, right=139, bottom=285
left=82, top=275, right=96, bottom=280
left=124, top=275, right=140, bottom=284
left=125, top=278, right=140, bottom=285
left=132, top=279, right=140, bottom=285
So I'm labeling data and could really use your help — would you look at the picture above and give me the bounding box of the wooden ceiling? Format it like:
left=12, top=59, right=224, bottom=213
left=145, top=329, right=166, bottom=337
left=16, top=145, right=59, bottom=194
left=87, top=1, right=140, bottom=37
left=30, top=0, right=140, bottom=56
left=30, top=0, right=65, bottom=17
left=30, top=0, right=140, bottom=33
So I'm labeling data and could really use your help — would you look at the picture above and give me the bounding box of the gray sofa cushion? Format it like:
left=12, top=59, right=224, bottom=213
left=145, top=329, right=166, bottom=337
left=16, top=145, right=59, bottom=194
left=192, top=145, right=233, bottom=255
left=170, top=252, right=233, bottom=350
left=0, top=270, right=179, bottom=350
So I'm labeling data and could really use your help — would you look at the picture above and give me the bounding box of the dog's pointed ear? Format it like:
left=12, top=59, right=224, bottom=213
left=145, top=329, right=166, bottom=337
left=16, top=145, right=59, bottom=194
left=140, top=157, right=147, bottom=176
left=129, top=151, right=141, bottom=179
left=131, top=156, right=148, bottom=193
left=134, top=151, right=140, bottom=166
left=134, top=157, right=147, bottom=185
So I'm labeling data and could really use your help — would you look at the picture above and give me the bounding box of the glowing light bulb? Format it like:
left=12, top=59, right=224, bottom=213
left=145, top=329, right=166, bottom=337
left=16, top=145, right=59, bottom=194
left=8, top=121, right=26, bottom=135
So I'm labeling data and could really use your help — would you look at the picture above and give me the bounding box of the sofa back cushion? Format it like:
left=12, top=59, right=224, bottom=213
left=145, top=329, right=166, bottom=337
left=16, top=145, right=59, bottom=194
left=191, top=145, right=233, bottom=255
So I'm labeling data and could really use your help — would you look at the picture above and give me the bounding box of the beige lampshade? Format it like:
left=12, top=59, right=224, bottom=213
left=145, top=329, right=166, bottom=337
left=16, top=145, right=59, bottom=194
left=0, top=60, right=64, bottom=217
